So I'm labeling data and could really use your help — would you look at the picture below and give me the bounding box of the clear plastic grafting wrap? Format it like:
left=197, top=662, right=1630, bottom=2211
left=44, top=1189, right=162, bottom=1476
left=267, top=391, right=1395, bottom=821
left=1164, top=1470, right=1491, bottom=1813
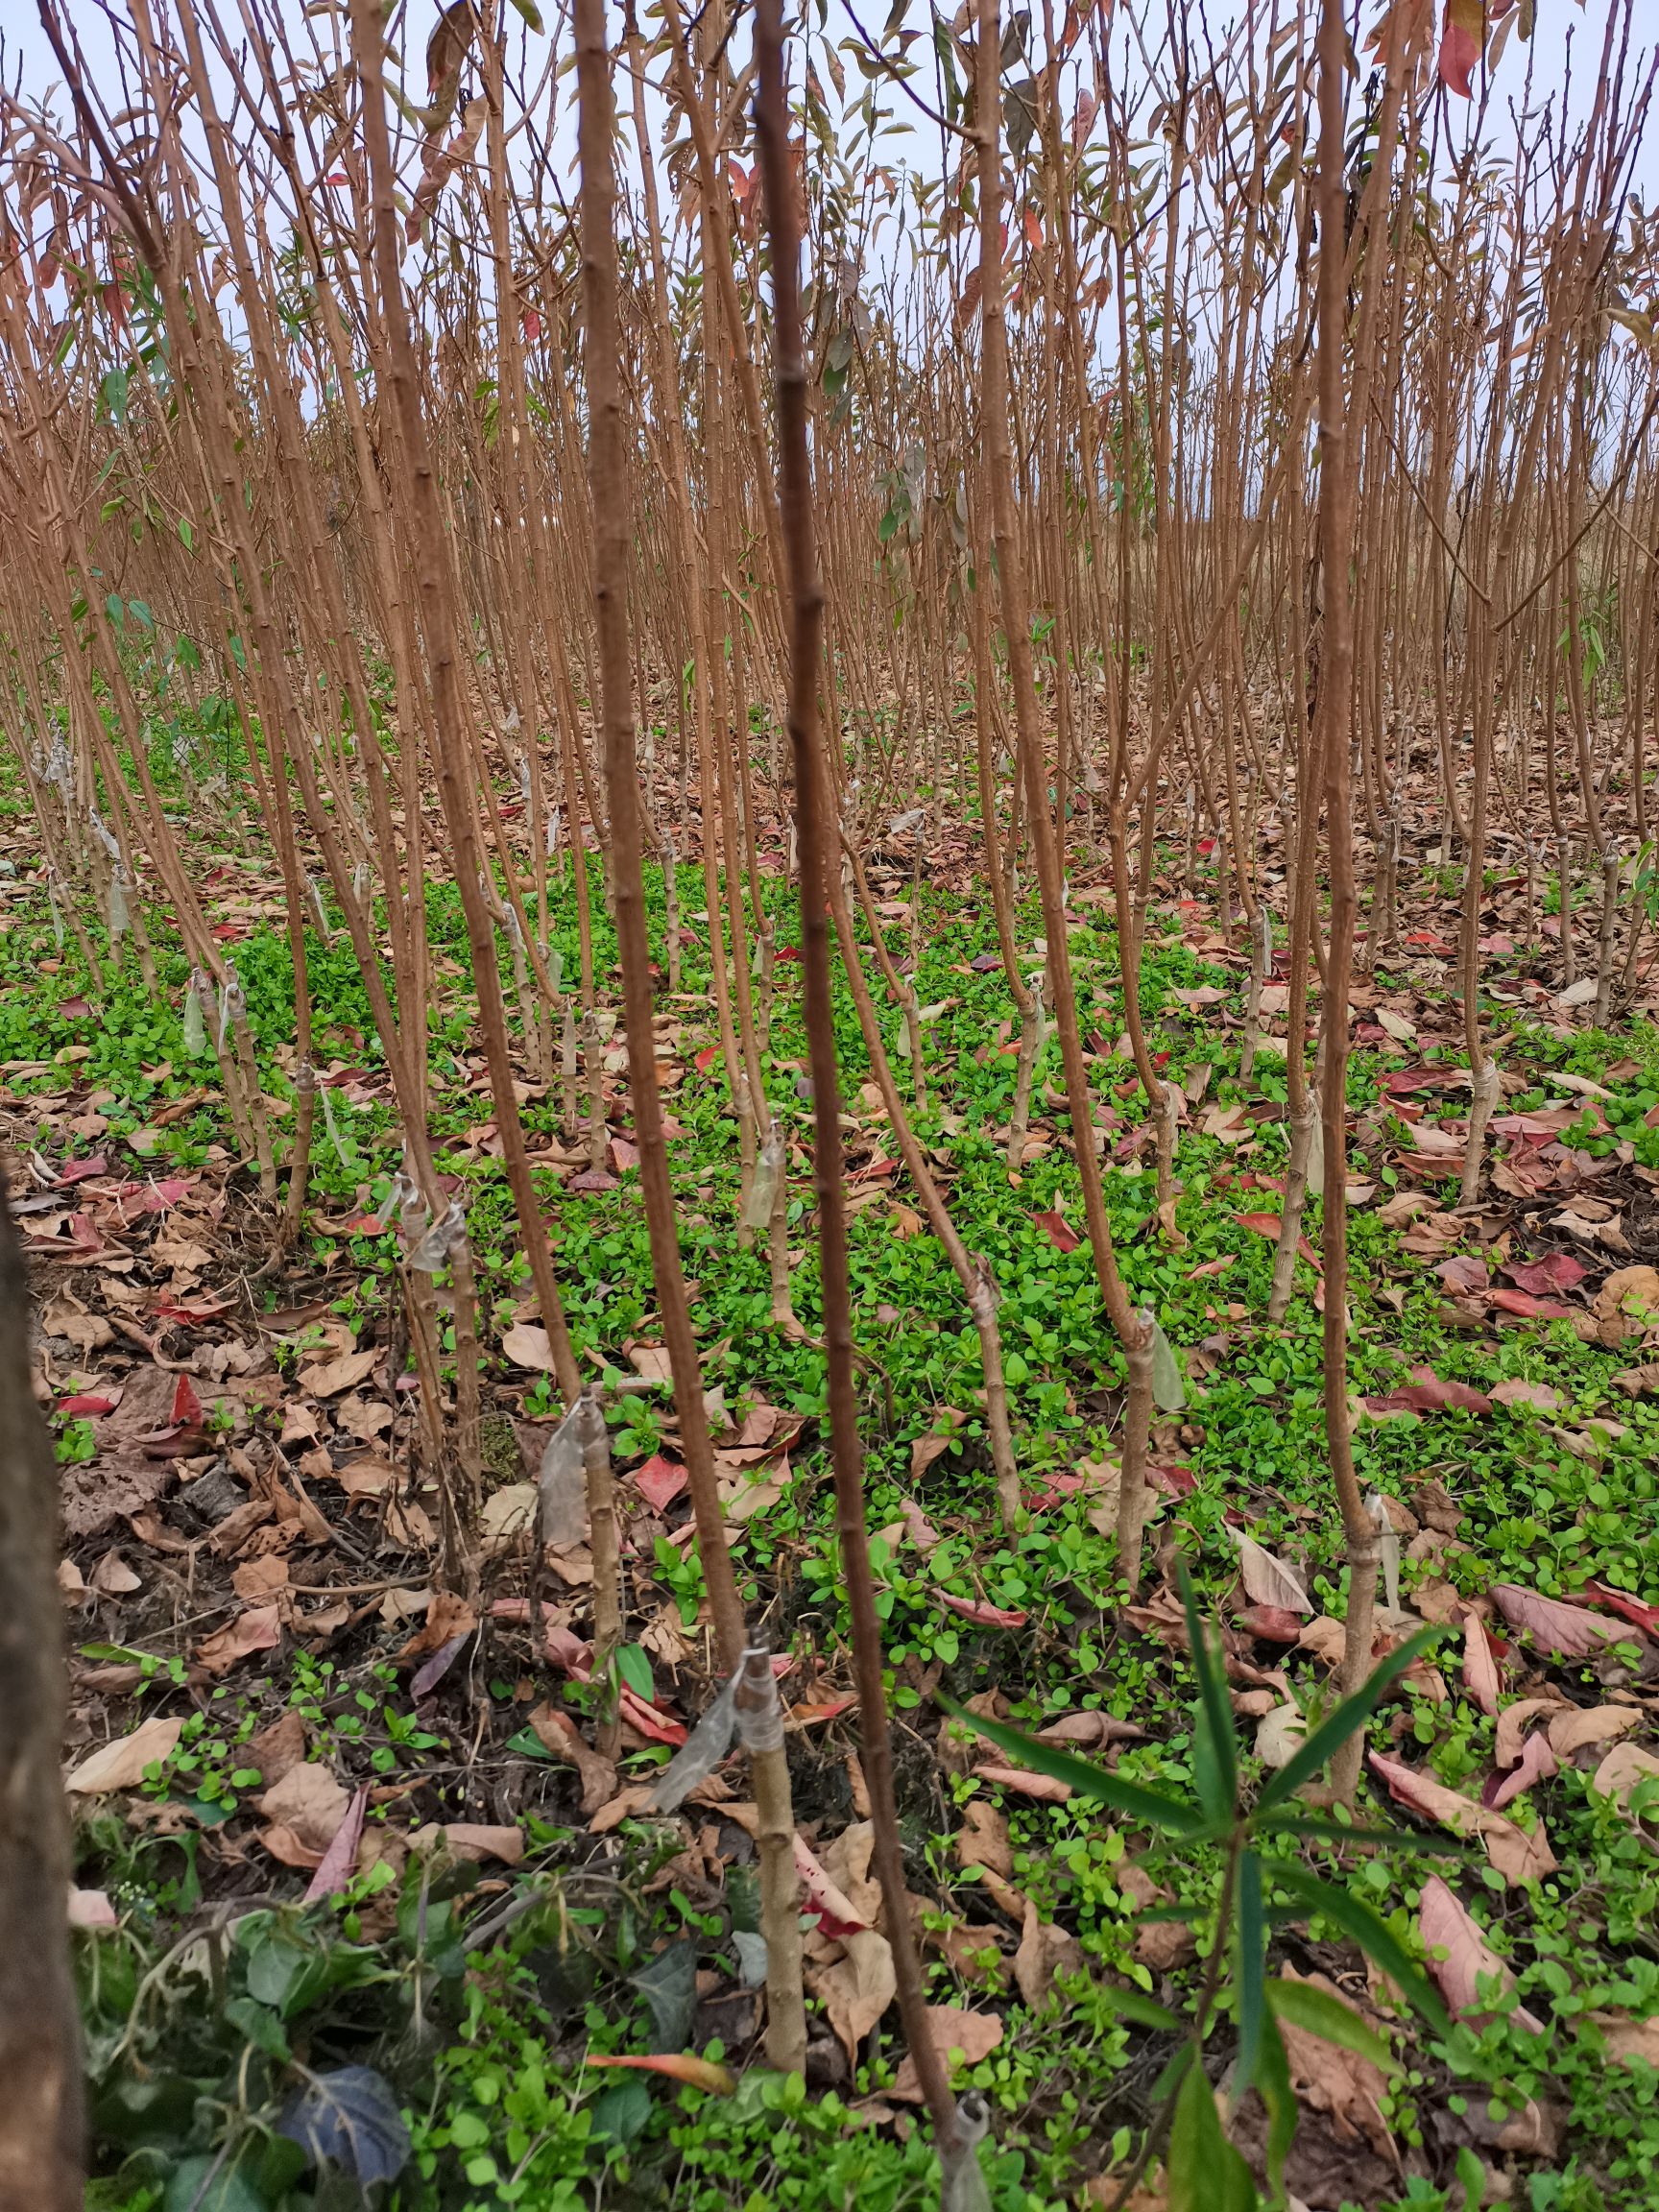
left=305, top=876, right=331, bottom=939
left=88, top=805, right=121, bottom=860
left=385, top=1170, right=421, bottom=1230
left=181, top=977, right=207, bottom=1058
left=503, top=901, right=524, bottom=950
left=741, top=1121, right=785, bottom=1232
left=218, top=961, right=246, bottom=1049
left=645, top=1647, right=782, bottom=1812
left=939, top=2093, right=994, bottom=2212
left=106, top=870, right=129, bottom=941
left=1367, top=1488, right=1403, bottom=1614
left=318, top=1073, right=349, bottom=1166
left=352, top=859, right=370, bottom=909
left=546, top=805, right=562, bottom=859
left=405, top=1199, right=466, bottom=1275
left=537, top=1390, right=597, bottom=1546
left=46, top=873, right=64, bottom=949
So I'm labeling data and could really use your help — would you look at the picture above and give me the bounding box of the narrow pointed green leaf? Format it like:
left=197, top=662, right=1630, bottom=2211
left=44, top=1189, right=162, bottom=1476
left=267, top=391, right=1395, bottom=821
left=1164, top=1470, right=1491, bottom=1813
left=1273, top=1866, right=1450, bottom=2038
left=1255, top=1629, right=1442, bottom=1811
left=1180, top=1565, right=1238, bottom=1824
left=1168, top=2055, right=1259, bottom=2212
left=1266, top=1978, right=1400, bottom=2076
left=940, top=1698, right=1206, bottom=1836
left=1259, top=1812, right=1471, bottom=1854
left=1091, top=1984, right=1184, bottom=2033
left=1234, top=1850, right=1265, bottom=2097
left=1255, top=2012, right=1296, bottom=2201
left=1149, top=2037, right=1197, bottom=2104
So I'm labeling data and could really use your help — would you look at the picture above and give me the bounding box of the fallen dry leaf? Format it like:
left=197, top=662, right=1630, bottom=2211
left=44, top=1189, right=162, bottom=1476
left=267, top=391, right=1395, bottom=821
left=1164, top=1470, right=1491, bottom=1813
left=974, top=1763, right=1071, bottom=1803
left=809, top=1927, right=896, bottom=2065
left=256, top=1761, right=350, bottom=1860
left=1419, top=1876, right=1543, bottom=2032
left=1233, top=1529, right=1313, bottom=1614
left=1491, top=1584, right=1628, bottom=1660
left=889, top=2005, right=1003, bottom=2101
left=1274, top=1968, right=1393, bottom=2155
left=1488, top=1732, right=1558, bottom=1810
left=196, top=1604, right=282, bottom=1676
left=1590, top=2012, right=1659, bottom=2070
left=1547, top=1705, right=1641, bottom=1762
left=302, top=1785, right=369, bottom=1902
left=1460, top=1607, right=1503, bottom=1717
left=501, top=1321, right=557, bottom=1372
left=1369, top=1752, right=1556, bottom=1886
left=529, top=1703, right=617, bottom=1814
left=409, top=1822, right=525, bottom=1864
left=66, top=1714, right=183, bottom=1794
left=1013, top=1899, right=1083, bottom=2008
left=954, top=1799, right=1013, bottom=1881
left=1591, top=1742, right=1659, bottom=1811
left=296, top=1345, right=379, bottom=1398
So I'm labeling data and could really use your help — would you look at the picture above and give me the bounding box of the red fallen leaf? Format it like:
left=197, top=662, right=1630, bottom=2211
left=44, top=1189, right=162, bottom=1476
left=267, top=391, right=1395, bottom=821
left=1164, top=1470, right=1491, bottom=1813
left=609, top=1135, right=640, bottom=1172
left=586, top=2053, right=736, bottom=2095
left=937, top=1592, right=1029, bottom=1629
left=58, top=1393, right=120, bottom=1417
left=619, top=1687, right=687, bottom=1746
left=1488, top=1288, right=1575, bottom=1318
left=567, top=1167, right=618, bottom=1193
left=775, top=945, right=802, bottom=962
left=1235, top=1605, right=1305, bottom=1644
left=1436, top=1255, right=1489, bottom=1294
left=496, top=803, right=524, bottom=821
left=1504, top=1253, right=1590, bottom=1295
left=1033, top=1209, right=1080, bottom=1254
left=137, top=1176, right=198, bottom=1212
left=788, top=1693, right=857, bottom=1725
left=1491, top=1583, right=1629, bottom=1658
left=974, top=1763, right=1071, bottom=1802
left=411, top=1631, right=472, bottom=1700
left=1419, top=1875, right=1544, bottom=2032
left=1188, top=1254, right=1235, bottom=1279
left=969, top=951, right=1002, bottom=972
left=68, top=1212, right=109, bottom=1252
left=153, top=1295, right=233, bottom=1323
left=59, top=997, right=94, bottom=1018
left=56, top=1154, right=109, bottom=1186
left=1148, top=1463, right=1197, bottom=1498
left=1404, top=930, right=1455, bottom=950
left=633, top=1453, right=689, bottom=1512
left=520, top=305, right=542, bottom=340
left=1485, top=1732, right=1557, bottom=1812
left=850, top=1154, right=898, bottom=1182
left=1236, top=1211, right=1284, bottom=1238
left=1371, top=1365, right=1493, bottom=1416
left=301, top=1785, right=369, bottom=1902
left=1461, top=1607, right=1503, bottom=1717
left=171, top=1373, right=204, bottom=1429
left=694, top=1046, right=720, bottom=1073
left=1583, top=1581, right=1659, bottom=1636
left=209, top=923, right=250, bottom=943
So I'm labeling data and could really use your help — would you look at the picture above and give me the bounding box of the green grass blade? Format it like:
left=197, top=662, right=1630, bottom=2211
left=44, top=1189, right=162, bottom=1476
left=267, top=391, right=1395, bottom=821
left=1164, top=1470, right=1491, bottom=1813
left=1234, top=1848, right=1265, bottom=2097
left=1180, top=1564, right=1238, bottom=1824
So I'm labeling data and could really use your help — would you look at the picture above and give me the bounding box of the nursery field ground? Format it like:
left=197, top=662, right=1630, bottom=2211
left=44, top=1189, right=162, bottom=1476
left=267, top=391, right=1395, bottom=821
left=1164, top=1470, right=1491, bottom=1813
left=9, top=788, right=1659, bottom=2212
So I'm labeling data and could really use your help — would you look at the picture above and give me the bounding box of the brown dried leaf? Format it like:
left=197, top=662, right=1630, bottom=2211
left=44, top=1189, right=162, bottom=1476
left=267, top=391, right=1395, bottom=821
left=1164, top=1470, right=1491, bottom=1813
left=1419, top=1875, right=1543, bottom=2031
left=889, top=2005, right=1002, bottom=2100
left=1369, top=1752, right=1556, bottom=1886
left=256, top=1762, right=350, bottom=1858
left=196, top=1604, right=283, bottom=1676
left=65, top=1714, right=183, bottom=1794
left=808, top=1927, right=896, bottom=2064
left=1547, top=1705, right=1641, bottom=1762
left=1273, top=1967, right=1392, bottom=2155
left=954, top=1799, right=1013, bottom=1881
left=1013, top=1899, right=1083, bottom=2008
